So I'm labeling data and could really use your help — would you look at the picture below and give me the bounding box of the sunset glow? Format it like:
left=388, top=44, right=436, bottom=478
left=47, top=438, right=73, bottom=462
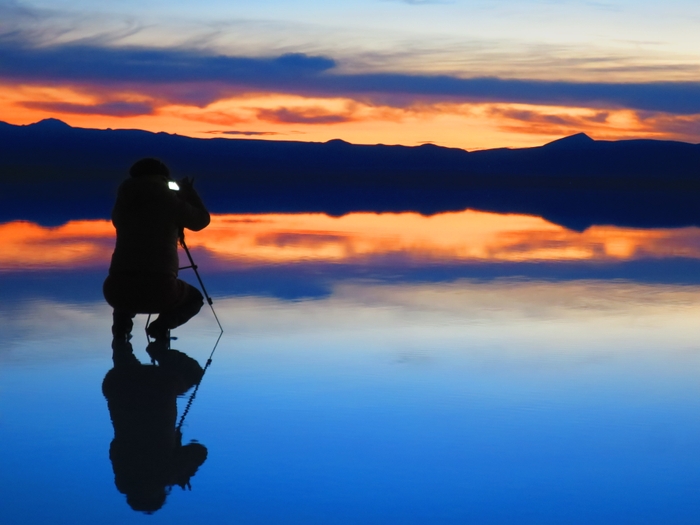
left=3, top=211, right=700, bottom=271
left=4, top=93, right=689, bottom=150
left=2, top=1, right=700, bottom=148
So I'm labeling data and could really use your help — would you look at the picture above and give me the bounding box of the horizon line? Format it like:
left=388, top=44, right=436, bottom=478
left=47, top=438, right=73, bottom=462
left=6, top=118, right=694, bottom=152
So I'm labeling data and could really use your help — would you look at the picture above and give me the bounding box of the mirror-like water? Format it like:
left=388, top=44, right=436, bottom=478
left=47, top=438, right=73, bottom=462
left=2, top=211, right=700, bottom=524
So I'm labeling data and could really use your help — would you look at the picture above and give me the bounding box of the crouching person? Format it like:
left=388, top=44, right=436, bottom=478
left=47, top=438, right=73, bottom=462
left=104, top=158, right=210, bottom=342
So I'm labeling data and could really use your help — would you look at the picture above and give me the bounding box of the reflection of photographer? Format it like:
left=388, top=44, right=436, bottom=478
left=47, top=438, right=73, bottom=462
left=103, top=340, right=208, bottom=513
left=103, top=158, right=210, bottom=341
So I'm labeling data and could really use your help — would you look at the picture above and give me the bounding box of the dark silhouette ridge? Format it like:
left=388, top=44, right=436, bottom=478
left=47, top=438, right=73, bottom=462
left=543, top=132, right=595, bottom=150
left=32, top=118, right=72, bottom=130
left=325, top=138, right=351, bottom=146
left=1, top=119, right=700, bottom=230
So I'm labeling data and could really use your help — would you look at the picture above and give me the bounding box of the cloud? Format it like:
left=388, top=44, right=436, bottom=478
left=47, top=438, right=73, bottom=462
left=0, top=43, right=335, bottom=85
left=486, top=106, right=618, bottom=139
left=336, top=74, right=700, bottom=115
left=633, top=112, right=700, bottom=143
left=206, top=130, right=281, bottom=136
left=21, top=100, right=154, bottom=117
left=0, top=42, right=336, bottom=106
left=2, top=40, right=700, bottom=115
left=257, top=107, right=352, bottom=124
left=0, top=0, right=145, bottom=50
left=486, top=104, right=700, bottom=143
left=492, top=107, right=610, bottom=128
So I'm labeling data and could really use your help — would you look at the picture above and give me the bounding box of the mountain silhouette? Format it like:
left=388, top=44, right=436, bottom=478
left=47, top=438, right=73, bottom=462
left=542, top=132, right=596, bottom=150
left=33, top=118, right=73, bottom=130
left=1, top=119, right=699, bottom=230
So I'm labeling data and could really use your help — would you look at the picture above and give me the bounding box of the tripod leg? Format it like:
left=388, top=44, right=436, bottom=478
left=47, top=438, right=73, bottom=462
left=180, top=239, right=223, bottom=333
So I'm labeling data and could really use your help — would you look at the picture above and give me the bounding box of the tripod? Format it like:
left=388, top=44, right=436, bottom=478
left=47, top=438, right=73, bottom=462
left=144, top=235, right=223, bottom=341
left=178, top=235, right=223, bottom=333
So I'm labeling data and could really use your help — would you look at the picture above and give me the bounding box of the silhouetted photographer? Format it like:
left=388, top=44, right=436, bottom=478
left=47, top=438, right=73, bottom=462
left=103, top=158, right=210, bottom=341
left=103, top=339, right=208, bottom=513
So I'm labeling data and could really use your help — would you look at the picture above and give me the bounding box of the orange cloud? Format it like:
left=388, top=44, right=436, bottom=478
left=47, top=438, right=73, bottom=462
left=485, top=103, right=700, bottom=143
left=6, top=82, right=700, bottom=149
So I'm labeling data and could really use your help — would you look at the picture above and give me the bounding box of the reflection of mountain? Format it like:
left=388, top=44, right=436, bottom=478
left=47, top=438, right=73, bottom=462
left=2, top=119, right=700, bottom=230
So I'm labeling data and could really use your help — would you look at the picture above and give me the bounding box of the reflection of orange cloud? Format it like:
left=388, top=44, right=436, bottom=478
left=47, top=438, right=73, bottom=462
left=190, top=212, right=700, bottom=264
left=0, top=220, right=114, bottom=270
left=3, top=211, right=700, bottom=271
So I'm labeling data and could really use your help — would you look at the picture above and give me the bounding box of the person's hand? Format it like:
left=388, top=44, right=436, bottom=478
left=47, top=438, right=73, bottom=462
left=178, top=177, right=195, bottom=192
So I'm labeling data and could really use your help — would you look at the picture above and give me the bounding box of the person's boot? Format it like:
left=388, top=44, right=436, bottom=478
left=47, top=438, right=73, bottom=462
left=145, top=340, right=170, bottom=362
left=146, top=319, right=170, bottom=342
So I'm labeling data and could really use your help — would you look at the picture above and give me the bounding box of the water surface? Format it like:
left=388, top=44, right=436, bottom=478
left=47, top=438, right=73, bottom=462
left=2, top=210, right=700, bottom=524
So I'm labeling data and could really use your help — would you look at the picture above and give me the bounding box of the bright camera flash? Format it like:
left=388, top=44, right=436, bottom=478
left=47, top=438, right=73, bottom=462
left=168, top=181, right=180, bottom=191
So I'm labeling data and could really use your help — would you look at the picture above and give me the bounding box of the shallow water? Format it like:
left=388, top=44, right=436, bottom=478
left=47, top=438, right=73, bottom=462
left=3, top=211, right=700, bottom=524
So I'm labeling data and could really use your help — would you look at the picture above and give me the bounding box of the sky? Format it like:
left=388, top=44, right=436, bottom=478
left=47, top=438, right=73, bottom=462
left=2, top=0, right=700, bottom=149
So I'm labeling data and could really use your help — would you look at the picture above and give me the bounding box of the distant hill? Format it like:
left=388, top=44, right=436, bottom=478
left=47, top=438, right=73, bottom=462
left=1, top=119, right=700, bottom=230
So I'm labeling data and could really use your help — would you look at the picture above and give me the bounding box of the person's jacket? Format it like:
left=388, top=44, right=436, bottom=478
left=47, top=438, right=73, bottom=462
left=109, top=175, right=210, bottom=277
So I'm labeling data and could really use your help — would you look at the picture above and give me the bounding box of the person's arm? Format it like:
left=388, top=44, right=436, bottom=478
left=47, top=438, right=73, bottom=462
left=174, top=177, right=210, bottom=232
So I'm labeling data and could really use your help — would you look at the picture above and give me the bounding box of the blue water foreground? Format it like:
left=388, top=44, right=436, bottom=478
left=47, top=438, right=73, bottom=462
left=3, top=221, right=700, bottom=523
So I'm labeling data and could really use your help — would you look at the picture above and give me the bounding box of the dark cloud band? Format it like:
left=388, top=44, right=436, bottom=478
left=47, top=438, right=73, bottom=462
left=22, top=100, right=154, bottom=117
left=2, top=42, right=700, bottom=115
left=257, top=107, right=352, bottom=124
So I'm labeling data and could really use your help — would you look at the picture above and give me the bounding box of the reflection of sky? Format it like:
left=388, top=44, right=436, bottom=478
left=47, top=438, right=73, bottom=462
left=3, top=1, right=700, bottom=147
left=4, top=210, right=700, bottom=271
left=3, top=277, right=700, bottom=523
left=4, top=211, right=700, bottom=522
left=3, top=193, right=700, bottom=523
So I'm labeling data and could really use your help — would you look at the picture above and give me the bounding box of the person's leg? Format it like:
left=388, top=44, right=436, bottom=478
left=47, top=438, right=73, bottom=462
left=111, top=338, right=140, bottom=368
left=112, top=309, right=135, bottom=341
left=147, top=281, right=204, bottom=340
left=104, top=275, right=137, bottom=341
